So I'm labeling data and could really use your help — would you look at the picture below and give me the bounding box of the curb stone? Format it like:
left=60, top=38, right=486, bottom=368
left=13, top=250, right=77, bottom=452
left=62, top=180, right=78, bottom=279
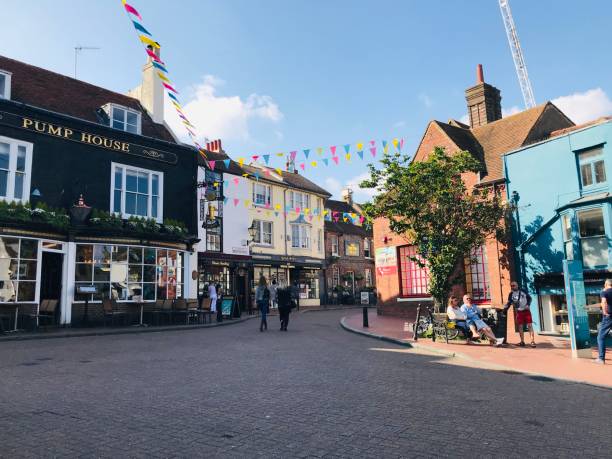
left=0, top=315, right=255, bottom=342
left=340, top=316, right=612, bottom=391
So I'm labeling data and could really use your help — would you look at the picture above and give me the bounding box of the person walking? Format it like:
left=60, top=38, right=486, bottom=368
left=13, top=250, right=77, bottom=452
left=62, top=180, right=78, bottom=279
left=255, top=276, right=270, bottom=332
left=269, top=279, right=278, bottom=310
left=208, top=282, right=218, bottom=315
left=595, top=279, right=612, bottom=364
left=505, top=281, right=535, bottom=347
left=215, top=283, right=223, bottom=323
left=277, top=287, right=294, bottom=331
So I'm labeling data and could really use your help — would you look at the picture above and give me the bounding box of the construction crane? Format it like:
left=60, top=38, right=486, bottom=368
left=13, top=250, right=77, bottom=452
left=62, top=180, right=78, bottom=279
left=498, top=0, right=536, bottom=109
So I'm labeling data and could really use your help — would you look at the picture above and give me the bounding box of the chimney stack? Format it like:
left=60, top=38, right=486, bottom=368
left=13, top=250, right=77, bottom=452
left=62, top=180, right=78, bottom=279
left=128, top=44, right=165, bottom=125
left=465, top=64, right=502, bottom=128
left=206, top=139, right=223, bottom=152
left=341, top=187, right=353, bottom=206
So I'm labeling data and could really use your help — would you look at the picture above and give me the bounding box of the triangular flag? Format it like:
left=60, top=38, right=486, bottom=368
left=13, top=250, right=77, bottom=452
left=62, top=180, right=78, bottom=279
left=146, top=48, right=163, bottom=63
left=400, top=138, right=405, bottom=151
left=295, top=207, right=301, bottom=214
left=157, top=72, right=171, bottom=83
left=254, top=171, right=260, bottom=181
left=245, top=200, right=251, bottom=207
left=311, top=161, right=317, bottom=167
left=238, top=158, right=245, bottom=167
left=152, top=61, right=167, bottom=73
left=208, top=160, right=216, bottom=170
left=275, top=167, right=283, bottom=176
left=300, top=163, right=305, bottom=171
left=290, top=151, right=297, bottom=160
left=308, top=215, right=313, bottom=222
left=233, top=198, right=240, bottom=206
left=316, top=147, right=324, bottom=155
left=263, top=154, right=270, bottom=164
left=252, top=155, right=259, bottom=162
left=322, top=158, right=329, bottom=166
left=124, top=2, right=142, bottom=20
left=132, top=20, right=152, bottom=36
left=323, top=210, right=329, bottom=216
left=343, top=144, right=350, bottom=154
left=304, top=208, right=310, bottom=214
left=162, top=82, right=178, bottom=93
left=303, top=149, right=310, bottom=158
left=382, top=140, right=388, bottom=150
left=370, top=147, right=377, bottom=157
left=393, top=138, right=399, bottom=150
left=332, top=156, right=339, bottom=165
left=233, top=177, right=239, bottom=186
left=264, top=168, right=271, bottom=176
left=275, top=204, right=281, bottom=210
left=139, top=35, right=159, bottom=48
left=223, top=159, right=230, bottom=169
left=345, top=153, right=351, bottom=161
left=359, top=216, right=365, bottom=224
left=370, top=140, right=376, bottom=147
left=275, top=212, right=279, bottom=217
left=276, top=152, right=284, bottom=157
left=357, top=151, right=364, bottom=160
left=330, top=146, right=337, bottom=156
left=357, top=142, right=364, bottom=151
left=223, top=180, right=229, bottom=188
left=224, top=197, right=229, bottom=205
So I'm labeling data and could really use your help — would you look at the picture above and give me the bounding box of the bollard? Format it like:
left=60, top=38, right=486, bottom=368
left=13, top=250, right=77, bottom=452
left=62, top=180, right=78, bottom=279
left=413, top=305, right=421, bottom=342
left=362, top=306, right=369, bottom=328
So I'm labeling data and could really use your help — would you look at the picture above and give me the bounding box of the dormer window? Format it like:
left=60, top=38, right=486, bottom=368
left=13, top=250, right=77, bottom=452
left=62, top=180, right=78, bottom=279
left=0, top=70, right=11, bottom=100
left=103, top=104, right=141, bottom=134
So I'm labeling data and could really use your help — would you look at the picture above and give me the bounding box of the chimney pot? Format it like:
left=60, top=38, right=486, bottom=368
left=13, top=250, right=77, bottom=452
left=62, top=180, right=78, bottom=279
left=477, top=64, right=484, bottom=84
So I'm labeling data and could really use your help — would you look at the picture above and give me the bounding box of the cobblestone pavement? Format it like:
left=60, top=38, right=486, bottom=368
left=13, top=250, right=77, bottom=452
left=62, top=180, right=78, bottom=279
left=1, top=310, right=610, bottom=458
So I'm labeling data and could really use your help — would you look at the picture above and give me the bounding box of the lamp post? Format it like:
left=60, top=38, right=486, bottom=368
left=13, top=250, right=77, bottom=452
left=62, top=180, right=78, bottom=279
left=511, top=191, right=526, bottom=289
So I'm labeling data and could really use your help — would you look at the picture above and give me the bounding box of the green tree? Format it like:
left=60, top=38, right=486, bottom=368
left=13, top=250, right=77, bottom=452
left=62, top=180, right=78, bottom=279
left=361, top=147, right=507, bottom=308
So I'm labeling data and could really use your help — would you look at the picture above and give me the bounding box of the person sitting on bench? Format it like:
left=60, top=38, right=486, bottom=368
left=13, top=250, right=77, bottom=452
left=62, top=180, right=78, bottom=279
left=461, top=294, right=504, bottom=347
left=446, top=295, right=471, bottom=343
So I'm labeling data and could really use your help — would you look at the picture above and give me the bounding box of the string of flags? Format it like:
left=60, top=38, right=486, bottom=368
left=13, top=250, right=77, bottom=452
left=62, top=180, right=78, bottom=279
left=120, top=0, right=213, bottom=166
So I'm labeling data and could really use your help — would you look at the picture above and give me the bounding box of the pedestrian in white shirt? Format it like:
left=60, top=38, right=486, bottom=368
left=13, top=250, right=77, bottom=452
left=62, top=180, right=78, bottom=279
left=209, top=282, right=218, bottom=313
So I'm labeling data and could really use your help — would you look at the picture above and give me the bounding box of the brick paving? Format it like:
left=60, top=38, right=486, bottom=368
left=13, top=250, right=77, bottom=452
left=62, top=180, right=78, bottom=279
left=0, top=309, right=610, bottom=458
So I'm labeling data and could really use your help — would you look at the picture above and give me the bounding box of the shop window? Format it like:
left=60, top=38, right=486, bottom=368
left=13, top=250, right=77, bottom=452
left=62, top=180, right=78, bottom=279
left=365, top=268, right=372, bottom=287
left=561, top=214, right=573, bottom=260
left=0, top=70, right=11, bottom=100
left=289, top=191, right=310, bottom=210
left=344, top=240, right=359, bottom=257
left=291, top=224, right=310, bottom=248
left=0, top=236, right=38, bottom=302
left=398, top=245, right=429, bottom=297
left=330, top=235, right=339, bottom=256
left=297, top=269, right=319, bottom=299
left=0, top=136, right=33, bottom=203
left=206, top=222, right=221, bottom=252
left=253, top=220, right=273, bottom=245
left=364, top=238, right=371, bottom=258
left=252, top=183, right=271, bottom=207
left=103, top=104, right=141, bottom=134
left=111, top=163, right=163, bottom=222
left=464, top=246, right=491, bottom=303
left=578, top=147, right=606, bottom=188
left=577, top=208, right=608, bottom=268
left=74, top=244, right=183, bottom=302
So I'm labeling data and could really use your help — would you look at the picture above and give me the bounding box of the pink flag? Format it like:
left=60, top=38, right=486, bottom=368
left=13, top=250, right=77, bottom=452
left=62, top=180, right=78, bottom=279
left=332, top=156, right=339, bottom=165
left=369, top=140, right=376, bottom=147
left=265, top=202, right=271, bottom=209
left=359, top=216, right=365, bottom=224
left=290, top=151, right=297, bottom=160
left=295, top=207, right=301, bottom=214
left=370, top=147, right=377, bottom=157
left=208, top=160, right=216, bottom=170
left=264, top=168, right=271, bottom=176
left=400, top=138, right=405, bottom=150
left=162, top=82, right=178, bottom=93
left=124, top=3, right=142, bottom=20
left=252, top=155, right=259, bottom=162
left=330, top=146, right=337, bottom=156
left=146, top=48, right=164, bottom=64
left=233, top=177, right=239, bottom=186
left=233, top=198, right=240, bottom=206
left=300, top=163, right=305, bottom=171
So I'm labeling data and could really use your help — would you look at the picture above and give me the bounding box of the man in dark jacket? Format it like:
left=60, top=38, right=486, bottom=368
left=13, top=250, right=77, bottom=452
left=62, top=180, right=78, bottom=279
left=505, top=281, right=535, bottom=347
left=291, top=280, right=300, bottom=311
left=277, top=287, right=293, bottom=331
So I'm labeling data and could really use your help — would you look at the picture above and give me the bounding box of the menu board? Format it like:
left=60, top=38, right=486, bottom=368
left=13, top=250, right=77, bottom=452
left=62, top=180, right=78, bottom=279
left=221, top=297, right=234, bottom=316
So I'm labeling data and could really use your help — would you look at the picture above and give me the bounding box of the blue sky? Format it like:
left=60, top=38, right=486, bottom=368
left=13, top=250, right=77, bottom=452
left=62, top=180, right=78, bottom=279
left=2, top=0, right=611, bottom=201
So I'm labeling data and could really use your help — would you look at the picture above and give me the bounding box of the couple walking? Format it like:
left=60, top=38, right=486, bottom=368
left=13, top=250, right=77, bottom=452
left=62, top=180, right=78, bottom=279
left=255, top=276, right=296, bottom=332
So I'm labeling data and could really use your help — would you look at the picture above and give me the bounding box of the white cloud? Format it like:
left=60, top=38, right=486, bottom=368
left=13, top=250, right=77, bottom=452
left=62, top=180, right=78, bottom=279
left=502, top=106, right=521, bottom=117
left=419, top=93, right=433, bottom=108
left=393, top=120, right=407, bottom=129
left=164, top=74, right=283, bottom=142
left=552, top=88, right=612, bottom=124
left=325, top=172, right=378, bottom=203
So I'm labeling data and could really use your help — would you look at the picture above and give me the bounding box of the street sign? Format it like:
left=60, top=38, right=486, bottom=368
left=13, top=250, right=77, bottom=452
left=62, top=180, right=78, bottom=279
left=360, top=292, right=369, bottom=305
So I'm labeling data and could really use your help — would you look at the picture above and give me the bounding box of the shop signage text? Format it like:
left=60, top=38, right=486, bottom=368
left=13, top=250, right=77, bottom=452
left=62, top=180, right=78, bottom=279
left=0, top=110, right=178, bottom=164
left=375, top=247, right=397, bottom=276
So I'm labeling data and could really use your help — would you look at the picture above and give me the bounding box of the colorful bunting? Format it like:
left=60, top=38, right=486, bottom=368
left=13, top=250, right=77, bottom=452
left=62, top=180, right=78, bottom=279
left=303, top=149, right=310, bottom=158
left=263, top=154, right=270, bottom=164
left=357, top=151, right=364, bottom=160
left=343, top=144, right=350, bottom=154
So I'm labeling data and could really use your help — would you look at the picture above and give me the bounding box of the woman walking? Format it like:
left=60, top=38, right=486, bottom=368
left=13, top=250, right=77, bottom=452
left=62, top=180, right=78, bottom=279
left=277, top=287, right=293, bottom=331
left=255, top=276, right=270, bottom=332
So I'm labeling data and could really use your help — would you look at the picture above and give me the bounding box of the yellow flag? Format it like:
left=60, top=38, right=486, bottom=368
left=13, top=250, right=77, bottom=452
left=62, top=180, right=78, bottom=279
left=139, top=35, right=159, bottom=48
left=157, top=72, right=171, bottom=83
left=275, top=168, right=283, bottom=176
left=244, top=200, right=251, bottom=207
left=304, top=208, right=310, bottom=214
left=383, top=145, right=389, bottom=154
left=356, top=142, right=364, bottom=150
left=238, top=158, right=245, bottom=167
left=392, top=138, right=399, bottom=148
left=323, top=209, right=329, bottom=216
left=345, top=153, right=351, bottom=161
left=276, top=152, right=284, bottom=157
left=275, top=203, right=281, bottom=210
left=311, top=161, right=317, bottom=167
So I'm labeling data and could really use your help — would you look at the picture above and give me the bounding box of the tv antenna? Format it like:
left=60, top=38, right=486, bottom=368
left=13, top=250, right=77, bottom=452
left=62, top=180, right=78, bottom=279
left=74, top=46, right=100, bottom=79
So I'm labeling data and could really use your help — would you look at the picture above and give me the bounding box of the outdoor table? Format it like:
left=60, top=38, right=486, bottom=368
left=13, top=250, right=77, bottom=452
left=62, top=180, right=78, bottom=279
left=0, top=303, right=19, bottom=332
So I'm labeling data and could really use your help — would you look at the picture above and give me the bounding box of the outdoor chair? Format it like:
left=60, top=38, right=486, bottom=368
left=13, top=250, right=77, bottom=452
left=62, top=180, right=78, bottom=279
left=147, top=299, right=165, bottom=325
left=27, top=299, right=58, bottom=330
left=172, top=299, right=190, bottom=325
left=186, top=299, right=200, bottom=324
left=102, top=299, right=128, bottom=327
left=197, top=298, right=213, bottom=324
left=157, top=299, right=174, bottom=325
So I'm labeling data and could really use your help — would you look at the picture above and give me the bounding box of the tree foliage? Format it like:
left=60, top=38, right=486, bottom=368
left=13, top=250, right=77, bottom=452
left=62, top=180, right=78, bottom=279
left=361, top=147, right=507, bottom=306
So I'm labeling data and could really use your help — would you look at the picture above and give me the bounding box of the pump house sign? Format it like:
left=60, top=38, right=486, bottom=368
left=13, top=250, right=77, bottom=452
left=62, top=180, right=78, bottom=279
left=0, top=110, right=178, bottom=164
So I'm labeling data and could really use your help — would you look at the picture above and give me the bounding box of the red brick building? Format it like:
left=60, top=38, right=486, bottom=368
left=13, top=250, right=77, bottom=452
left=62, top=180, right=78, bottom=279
left=374, top=65, right=574, bottom=319
left=324, top=190, right=375, bottom=304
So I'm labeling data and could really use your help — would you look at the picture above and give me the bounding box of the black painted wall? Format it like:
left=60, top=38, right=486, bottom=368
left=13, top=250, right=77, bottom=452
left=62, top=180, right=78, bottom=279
left=0, top=100, right=198, bottom=234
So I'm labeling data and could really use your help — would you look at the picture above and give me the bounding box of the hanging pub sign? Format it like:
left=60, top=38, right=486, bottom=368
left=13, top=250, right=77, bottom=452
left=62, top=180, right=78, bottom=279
left=0, top=110, right=178, bottom=164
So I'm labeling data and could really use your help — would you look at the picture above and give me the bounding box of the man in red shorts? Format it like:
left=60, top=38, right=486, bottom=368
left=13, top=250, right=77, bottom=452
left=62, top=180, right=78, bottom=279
left=505, top=281, right=536, bottom=347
